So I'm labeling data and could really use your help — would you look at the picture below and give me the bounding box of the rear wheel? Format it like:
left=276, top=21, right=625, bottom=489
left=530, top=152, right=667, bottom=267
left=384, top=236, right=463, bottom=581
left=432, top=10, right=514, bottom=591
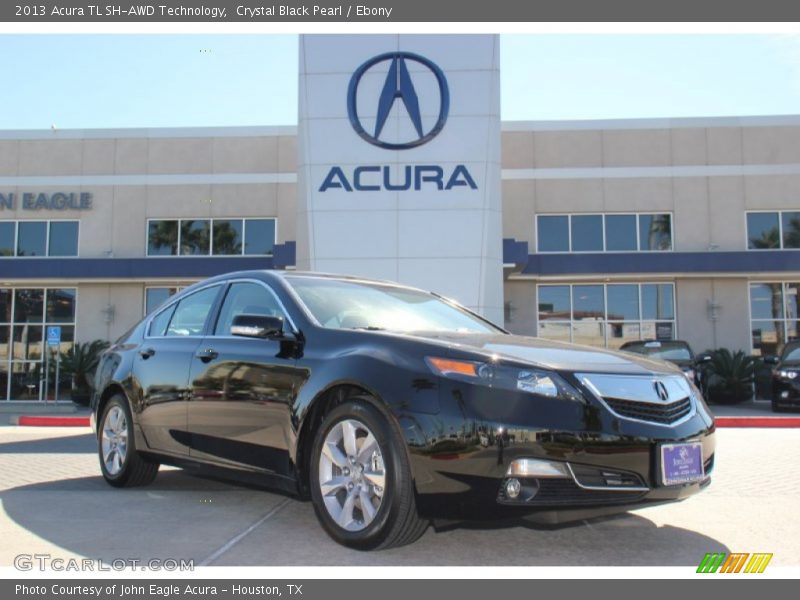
left=99, top=395, right=159, bottom=487
left=310, top=399, right=427, bottom=550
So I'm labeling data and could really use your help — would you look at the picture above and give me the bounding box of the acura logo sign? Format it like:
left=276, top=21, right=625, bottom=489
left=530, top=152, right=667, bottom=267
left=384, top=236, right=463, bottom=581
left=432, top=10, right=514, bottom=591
left=347, top=52, right=450, bottom=150
left=654, top=380, right=670, bottom=402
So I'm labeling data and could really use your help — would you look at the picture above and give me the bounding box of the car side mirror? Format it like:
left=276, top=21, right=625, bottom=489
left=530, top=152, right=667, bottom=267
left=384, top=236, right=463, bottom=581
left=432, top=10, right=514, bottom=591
left=230, top=314, right=284, bottom=339
left=696, top=353, right=713, bottom=363
left=763, top=355, right=780, bottom=365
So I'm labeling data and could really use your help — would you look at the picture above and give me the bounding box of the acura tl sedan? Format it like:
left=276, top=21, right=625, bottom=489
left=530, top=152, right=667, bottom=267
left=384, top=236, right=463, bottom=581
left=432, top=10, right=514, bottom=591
left=91, top=271, right=715, bottom=550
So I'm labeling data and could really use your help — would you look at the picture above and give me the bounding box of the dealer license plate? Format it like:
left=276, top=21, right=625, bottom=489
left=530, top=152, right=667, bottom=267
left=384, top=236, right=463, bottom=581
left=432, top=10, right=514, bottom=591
left=660, top=442, right=704, bottom=486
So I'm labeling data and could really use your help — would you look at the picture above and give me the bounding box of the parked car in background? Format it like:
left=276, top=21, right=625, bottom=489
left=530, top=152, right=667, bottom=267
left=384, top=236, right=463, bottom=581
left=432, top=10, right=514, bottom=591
left=764, top=341, right=800, bottom=412
left=619, top=340, right=707, bottom=387
left=91, top=271, right=715, bottom=550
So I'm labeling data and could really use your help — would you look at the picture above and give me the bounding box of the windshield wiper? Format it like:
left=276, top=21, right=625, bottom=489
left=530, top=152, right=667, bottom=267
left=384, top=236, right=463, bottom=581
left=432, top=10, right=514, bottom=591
left=350, top=326, right=386, bottom=331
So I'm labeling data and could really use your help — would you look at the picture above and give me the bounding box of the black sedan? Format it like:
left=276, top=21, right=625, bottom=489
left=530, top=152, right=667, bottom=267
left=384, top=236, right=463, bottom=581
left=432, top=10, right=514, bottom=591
left=766, top=341, right=800, bottom=411
left=91, top=271, right=715, bottom=550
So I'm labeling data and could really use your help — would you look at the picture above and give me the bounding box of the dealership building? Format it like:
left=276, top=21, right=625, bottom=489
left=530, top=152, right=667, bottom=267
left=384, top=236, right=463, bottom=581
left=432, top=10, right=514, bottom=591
left=2, top=34, right=800, bottom=401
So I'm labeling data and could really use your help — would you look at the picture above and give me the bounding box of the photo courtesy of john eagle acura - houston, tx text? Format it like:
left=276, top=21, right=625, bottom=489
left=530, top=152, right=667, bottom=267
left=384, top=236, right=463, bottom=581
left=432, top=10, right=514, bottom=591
left=90, top=271, right=715, bottom=550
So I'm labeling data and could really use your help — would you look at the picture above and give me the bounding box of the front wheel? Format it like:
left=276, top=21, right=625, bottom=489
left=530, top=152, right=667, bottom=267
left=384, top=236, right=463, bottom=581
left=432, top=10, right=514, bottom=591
left=99, top=395, right=159, bottom=487
left=310, top=399, right=427, bottom=550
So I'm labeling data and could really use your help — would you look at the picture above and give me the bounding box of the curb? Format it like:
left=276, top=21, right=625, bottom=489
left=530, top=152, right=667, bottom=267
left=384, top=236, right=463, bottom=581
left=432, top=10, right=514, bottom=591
left=715, top=416, right=800, bottom=428
left=14, top=415, right=91, bottom=427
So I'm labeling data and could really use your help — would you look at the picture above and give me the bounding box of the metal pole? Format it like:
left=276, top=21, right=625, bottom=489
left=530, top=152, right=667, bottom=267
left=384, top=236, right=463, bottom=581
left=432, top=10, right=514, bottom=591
left=55, top=347, right=60, bottom=403
left=43, top=344, right=49, bottom=404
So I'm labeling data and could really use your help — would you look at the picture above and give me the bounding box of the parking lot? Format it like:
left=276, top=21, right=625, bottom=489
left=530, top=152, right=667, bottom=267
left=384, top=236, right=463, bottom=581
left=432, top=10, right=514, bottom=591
left=1, top=425, right=799, bottom=567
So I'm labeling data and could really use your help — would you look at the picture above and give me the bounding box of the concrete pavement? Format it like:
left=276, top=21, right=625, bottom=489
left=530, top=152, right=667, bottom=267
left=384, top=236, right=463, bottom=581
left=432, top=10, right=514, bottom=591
left=1, top=425, right=799, bottom=566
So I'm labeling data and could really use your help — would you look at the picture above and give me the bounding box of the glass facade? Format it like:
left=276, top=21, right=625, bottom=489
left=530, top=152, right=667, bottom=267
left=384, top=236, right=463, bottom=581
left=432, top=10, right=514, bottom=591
left=747, top=211, right=800, bottom=250
left=0, top=288, right=77, bottom=401
left=0, top=221, right=78, bottom=257
left=147, top=218, right=276, bottom=257
left=750, top=282, right=800, bottom=356
left=144, top=287, right=184, bottom=315
left=538, top=283, right=676, bottom=348
left=536, top=213, right=672, bottom=253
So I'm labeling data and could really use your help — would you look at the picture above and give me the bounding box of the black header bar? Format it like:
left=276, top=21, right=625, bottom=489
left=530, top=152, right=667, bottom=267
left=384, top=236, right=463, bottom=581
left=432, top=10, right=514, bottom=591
left=4, top=0, right=800, bottom=22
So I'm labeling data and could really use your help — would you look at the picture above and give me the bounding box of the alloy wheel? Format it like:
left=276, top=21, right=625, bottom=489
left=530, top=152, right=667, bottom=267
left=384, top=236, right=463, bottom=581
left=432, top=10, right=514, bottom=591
left=318, top=418, right=386, bottom=532
left=101, top=405, right=129, bottom=476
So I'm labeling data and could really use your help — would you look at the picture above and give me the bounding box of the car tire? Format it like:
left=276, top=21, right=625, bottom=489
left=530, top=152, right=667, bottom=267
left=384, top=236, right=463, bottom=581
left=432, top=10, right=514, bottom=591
left=98, top=394, right=159, bottom=487
left=310, top=398, right=428, bottom=550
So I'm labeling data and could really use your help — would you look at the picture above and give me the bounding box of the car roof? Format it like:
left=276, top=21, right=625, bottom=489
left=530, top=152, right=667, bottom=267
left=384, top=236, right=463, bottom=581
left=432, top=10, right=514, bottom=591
left=190, top=270, right=437, bottom=297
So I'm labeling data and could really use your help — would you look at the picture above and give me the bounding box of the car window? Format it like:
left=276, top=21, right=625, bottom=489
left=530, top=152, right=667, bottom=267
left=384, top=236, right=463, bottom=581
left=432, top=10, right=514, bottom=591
left=165, top=286, right=220, bottom=337
left=622, top=342, right=692, bottom=361
left=149, top=304, right=176, bottom=337
left=286, top=276, right=501, bottom=334
left=214, top=282, right=286, bottom=336
left=782, top=344, right=800, bottom=362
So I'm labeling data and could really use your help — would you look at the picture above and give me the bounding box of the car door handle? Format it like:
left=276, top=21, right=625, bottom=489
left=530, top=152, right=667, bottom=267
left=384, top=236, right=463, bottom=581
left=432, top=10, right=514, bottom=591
left=139, top=348, right=156, bottom=359
left=195, top=348, right=219, bottom=363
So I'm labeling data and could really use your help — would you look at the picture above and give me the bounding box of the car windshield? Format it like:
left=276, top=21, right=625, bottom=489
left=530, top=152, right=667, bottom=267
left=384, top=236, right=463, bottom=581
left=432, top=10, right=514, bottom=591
left=781, top=344, right=800, bottom=363
left=286, top=276, right=502, bottom=334
left=623, top=341, right=692, bottom=361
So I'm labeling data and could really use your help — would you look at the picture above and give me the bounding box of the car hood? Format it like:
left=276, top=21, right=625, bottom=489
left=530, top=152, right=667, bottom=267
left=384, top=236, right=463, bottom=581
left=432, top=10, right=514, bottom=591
left=403, top=331, right=682, bottom=376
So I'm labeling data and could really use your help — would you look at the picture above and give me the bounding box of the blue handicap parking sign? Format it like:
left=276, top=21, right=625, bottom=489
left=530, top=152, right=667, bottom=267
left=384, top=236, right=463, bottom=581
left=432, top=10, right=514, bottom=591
left=46, top=326, right=62, bottom=346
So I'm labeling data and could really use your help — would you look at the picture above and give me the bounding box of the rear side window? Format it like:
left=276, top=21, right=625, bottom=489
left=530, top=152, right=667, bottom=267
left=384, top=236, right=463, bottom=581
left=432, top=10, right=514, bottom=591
left=214, top=282, right=285, bottom=336
left=149, top=305, right=176, bottom=337
left=165, top=286, right=220, bottom=337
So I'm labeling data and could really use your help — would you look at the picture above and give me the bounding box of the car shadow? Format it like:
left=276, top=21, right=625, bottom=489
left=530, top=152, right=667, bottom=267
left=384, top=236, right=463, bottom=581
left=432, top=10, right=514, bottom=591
left=1, top=431, right=730, bottom=566
left=1, top=470, right=729, bottom=567
left=0, top=432, right=95, bottom=454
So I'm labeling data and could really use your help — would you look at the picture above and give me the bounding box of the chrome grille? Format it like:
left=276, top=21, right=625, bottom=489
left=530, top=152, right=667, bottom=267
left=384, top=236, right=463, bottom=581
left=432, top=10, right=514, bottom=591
left=605, top=395, right=692, bottom=425
left=578, top=373, right=697, bottom=426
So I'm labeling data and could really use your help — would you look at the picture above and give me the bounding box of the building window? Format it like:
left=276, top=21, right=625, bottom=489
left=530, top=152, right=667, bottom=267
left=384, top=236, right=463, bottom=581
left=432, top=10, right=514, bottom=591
left=147, top=218, right=276, bottom=257
left=0, top=221, right=78, bottom=257
left=537, top=283, right=676, bottom=349
left=536, top=214, right=672, bottom=253
left=747, top=211, right=800, bottom=249
left=212, top=220, right=243, bottom=255
left=749, top=282, right=800, bottom=356
left=144, top=287, right=186, bottom=315
left=0, top=287, right=77, bottom=401
left=180, top=220, right=210, bottom=256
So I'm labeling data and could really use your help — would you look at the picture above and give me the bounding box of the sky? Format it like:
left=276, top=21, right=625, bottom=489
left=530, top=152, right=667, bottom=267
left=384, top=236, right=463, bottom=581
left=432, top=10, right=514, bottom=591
left=1, top=34, right=800, bottom=129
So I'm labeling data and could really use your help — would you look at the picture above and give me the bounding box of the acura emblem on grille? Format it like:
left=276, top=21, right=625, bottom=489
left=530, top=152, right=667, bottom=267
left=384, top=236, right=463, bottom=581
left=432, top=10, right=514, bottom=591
left=654, top=380, right=669, bottom=402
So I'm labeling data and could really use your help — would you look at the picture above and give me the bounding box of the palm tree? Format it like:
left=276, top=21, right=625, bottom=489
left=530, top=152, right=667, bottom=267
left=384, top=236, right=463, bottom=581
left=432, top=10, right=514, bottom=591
left=180, top=220, right=210, bottom=255
left=148, top=221, right=178, bottom=255
left=783, top=214, right=800, bottom=248
left=750, top=227, right=780, bottom=250
left=645, top=214, right=672, bottom=250
left=212, top=221, right=242, bottom=255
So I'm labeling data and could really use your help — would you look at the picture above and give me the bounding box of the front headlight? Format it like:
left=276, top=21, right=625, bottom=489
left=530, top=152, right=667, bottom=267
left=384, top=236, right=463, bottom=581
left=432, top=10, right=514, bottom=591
left=778, top=370, right=798, bottom=379
left=425, top=356, right=584, bottom=401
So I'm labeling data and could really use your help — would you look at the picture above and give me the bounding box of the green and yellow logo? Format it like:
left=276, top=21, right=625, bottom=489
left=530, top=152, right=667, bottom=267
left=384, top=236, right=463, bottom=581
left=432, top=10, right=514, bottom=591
left=697, top=552, right=773, bottom=573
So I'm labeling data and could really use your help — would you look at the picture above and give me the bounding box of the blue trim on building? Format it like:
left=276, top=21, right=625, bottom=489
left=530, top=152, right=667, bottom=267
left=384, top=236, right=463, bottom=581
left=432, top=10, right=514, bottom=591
left=1, top=243, right=796, bottom=281
left=0, top=256, right=276, bottom=279
left=502, top=238, right=529, bottom=271
left=273, top=241, right=296, bottom=270
left=519, top=250, right=800, bottom=276
left=0, top=241, right=298, bottom=280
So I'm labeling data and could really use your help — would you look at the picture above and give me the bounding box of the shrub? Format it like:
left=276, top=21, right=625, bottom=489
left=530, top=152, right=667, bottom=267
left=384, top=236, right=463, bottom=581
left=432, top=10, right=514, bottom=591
left=704, top=348, right=756, bottom=405
left=60, top=340, right=110, bottom=405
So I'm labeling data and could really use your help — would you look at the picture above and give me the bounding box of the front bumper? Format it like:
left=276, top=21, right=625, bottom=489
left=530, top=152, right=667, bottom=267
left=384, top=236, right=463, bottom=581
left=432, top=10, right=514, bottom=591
left=403, top=374, right=716, bottom=522
left=773, top=379, right=800, bottom=407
